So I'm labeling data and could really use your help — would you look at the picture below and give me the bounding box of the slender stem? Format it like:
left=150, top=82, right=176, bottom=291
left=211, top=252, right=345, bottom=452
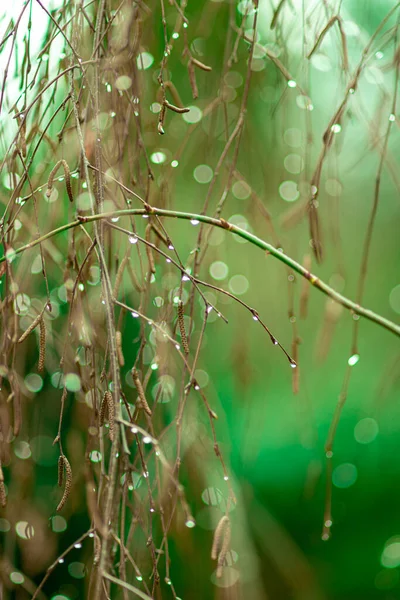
left=3, top=207, right=399, bottom=337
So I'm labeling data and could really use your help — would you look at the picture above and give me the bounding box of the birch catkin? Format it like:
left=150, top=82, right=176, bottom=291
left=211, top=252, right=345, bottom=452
left=56, top=455, right=72, bottom=512
left=99, top=391, right=115, bottom=440
left=0, top=464, right=6, bottom=508
left=211, top=515, right=229, bottom=560
left=46, top=159, right=74, bottom=202
left=178, top=301, right=189, bottom=355
left=105, top=390, right=115, bottom=441
left=132, top=368, right=152, bottom=416
left=18, top=312, right=43, bottom=343
left=116, top=330, right=124, bottom=367
left=38, top=317, right=46, bottom=372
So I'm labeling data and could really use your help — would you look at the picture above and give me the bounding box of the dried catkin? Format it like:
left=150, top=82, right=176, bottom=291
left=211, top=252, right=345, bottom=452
left=116, top=331, right=124, bottom=367
left=38, top=317, right=46, bottom=372
left=114, top=255, right=129, bottom=298
left=191, top=57, right=212, bottom=71
left=18, top=312, right=43, bottom=343
left=99, top=392, right=108, bottom=426
left=46, top=159, right=74, bottom=203
left=0, top=464, right=6, bottom=507
left=216, top=520, right=231, bottom=578
left=132, top=368, right=152, bottom=416
left=211, top=515, right=229, bottom=560
left=93, top=532, right=101, bottom=565
left=57, top=455, right=64, bottom=487
left=158, top=102, right=166, bottom=135
left=178, top=302, right=189, bottom=355
left=145, top=225, right=156, bottom=274
left=56, top=455, right=72, bottom=512
left=105, top=390, right=115, bottom=441
left=187, top=60, right=198, bottom=99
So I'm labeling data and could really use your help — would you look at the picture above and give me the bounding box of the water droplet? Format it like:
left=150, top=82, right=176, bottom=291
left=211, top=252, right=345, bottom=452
left=252, top=315, right=258, bottom=321
left=171, top=160, right=179, bottom=168
left=182, top=275, right=190, bottom=281
left=287, top=80, right=296, bottom=88
left=143, top=436, right=152, bottom=444
left=131, top=311, right=139, bottom=318
left=74, top=543, right=82, bottom=549
left=168, top=244, right=174, bottom=250
left=331, top=123, right=341, bottom=133
left=389, top=114, right=396, bottom=122
left=190, top=219, right=200, bottom=225
left=185, top=517, right=196, bottom=528
left=129, top=235, right=138, bottom=244
left=348, top=353, right=360, bottom=367
left=111, top=217, right=120, bottom=223
left=289, top=360, right=297, bottom=368
left=224, top=475, right=229, bottom=481
left=131, top=427, right=138, bottom=434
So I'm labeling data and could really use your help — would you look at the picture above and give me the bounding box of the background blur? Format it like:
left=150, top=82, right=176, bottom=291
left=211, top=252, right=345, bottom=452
left=0, top=0, right=400, bottom=598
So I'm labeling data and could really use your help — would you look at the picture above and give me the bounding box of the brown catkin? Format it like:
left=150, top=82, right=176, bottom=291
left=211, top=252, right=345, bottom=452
left=93, top=532, right=101, bottom=565
left=116, top=331, right=124, bottom=367
left=0, top=464, right=6, bottom=507
left=216, top=521, right=231, bottom=577
left=158, top=102, right=166, bottom=135
left=178, top=302, right=189, bottom=355
left=18, top=311, right=43, bottom=343
left=57, top=455, right=64, bottom=487
left=38, top=317, right=46, bottom=372
left=145, top=225, right=156, bottom=274
left=190, top=57, right=212, bottom=71
left=132, top=368, right=152, bottom=416
left=99, top=392, right=108, bottom=426
left=105, top=390, right=115, bottom=441
left=211, top=515, right=229, bottom=561
left=56, top=455, right=72, bottom=512
left=46, top=159, right=74, bottom=202
left=114, top=254, right=129, bottom=298
left=187, top=60, right=198, bottom=99
left=164, top=80, right=185, bottom=107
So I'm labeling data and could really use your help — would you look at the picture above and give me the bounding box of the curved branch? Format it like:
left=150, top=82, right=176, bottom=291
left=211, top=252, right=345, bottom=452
left=3, top=207, right=399, bottom=337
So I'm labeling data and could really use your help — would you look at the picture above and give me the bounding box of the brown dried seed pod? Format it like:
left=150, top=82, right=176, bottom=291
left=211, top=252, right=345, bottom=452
left=116, top=331, right=124, bottom=367
left=177, top=302, right=189, bottom=355
left=46, top=159, right=74, bottom=202
left=145, top=225, right=156, bottom=274
left=0, top=481, right=6, bottom=507
left=164, top=100, right=190, bottom=114
left=114, top=255, right=129, bottom=298
left=158, top=102, right=166, bottom=135
left=164, top=80, right=184, bottom=108
left=56, top=455, right=72, bottom=512
left=38, top=317, right=46, bottom=372
left=211, top=515, right=229, bottom=561
left=99, top=391, right=108, bottom=426
left=216, top=521, right=231, bottom=578
left=190, top=57, right=212, bottom=72
left=132, top=368, right=152, bottom=416
left=93, top=532, right=101, bottom=565
left=187, top=60, right=198, bottom=99
left=57, top=455, right=64, bottom=487
left=18, top=312, right=43, bottom=343
left=105, top=390, right=115, bottom=441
